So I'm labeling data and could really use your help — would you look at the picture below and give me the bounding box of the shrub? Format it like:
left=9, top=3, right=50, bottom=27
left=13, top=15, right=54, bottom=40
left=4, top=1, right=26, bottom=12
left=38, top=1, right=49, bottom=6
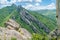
left=32, top=33, right=49, bottom=40
left=11, top=37, right=17, bottom=40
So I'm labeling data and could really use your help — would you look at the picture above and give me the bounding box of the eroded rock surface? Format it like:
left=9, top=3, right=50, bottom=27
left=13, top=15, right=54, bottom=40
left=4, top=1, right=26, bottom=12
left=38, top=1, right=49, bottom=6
left=19, top=9, right=50, bottom=34
left=5, top=19, right=20, bottom=30
left=0, top=19, right=31, bottom=40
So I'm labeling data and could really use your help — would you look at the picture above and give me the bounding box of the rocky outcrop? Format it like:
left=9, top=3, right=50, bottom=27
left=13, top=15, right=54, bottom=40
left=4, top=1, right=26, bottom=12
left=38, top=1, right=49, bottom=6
left=19, top=9, right=50, bottom=34
left=5, top=19, right=20, bottom=30
left=0, top=19, right=32, bottom=40
left=20, top=10, right=40, bottom=33
left=0, top=28, right=31, bottom=40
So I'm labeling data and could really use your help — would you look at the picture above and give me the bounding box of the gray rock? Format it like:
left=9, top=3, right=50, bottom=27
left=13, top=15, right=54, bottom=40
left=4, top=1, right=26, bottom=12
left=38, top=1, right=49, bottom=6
left=19, top=10, right=50, bottom=34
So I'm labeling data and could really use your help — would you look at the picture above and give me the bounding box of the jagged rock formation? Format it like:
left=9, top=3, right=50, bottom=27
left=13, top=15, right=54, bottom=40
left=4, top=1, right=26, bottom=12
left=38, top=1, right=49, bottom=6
left=5, top=19, right=20, bottom=30
left=19, top=9, right=50, bottom=34
left=0, top=19, right=32, bottom=40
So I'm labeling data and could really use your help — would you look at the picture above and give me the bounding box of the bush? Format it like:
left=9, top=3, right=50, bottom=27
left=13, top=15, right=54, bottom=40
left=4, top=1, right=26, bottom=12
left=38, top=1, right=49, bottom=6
left=11, top=37, right=17, bottom=40
left=32, top=33, right=49, bottom=40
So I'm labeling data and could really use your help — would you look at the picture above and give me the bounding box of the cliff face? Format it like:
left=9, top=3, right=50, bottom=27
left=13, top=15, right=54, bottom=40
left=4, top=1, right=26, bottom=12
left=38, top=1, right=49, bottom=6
left=19, top=9, right=50, bottom=34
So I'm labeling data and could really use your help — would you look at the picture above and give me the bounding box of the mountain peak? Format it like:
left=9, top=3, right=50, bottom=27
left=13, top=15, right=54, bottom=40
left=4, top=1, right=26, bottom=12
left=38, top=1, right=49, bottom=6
left=17, top=5, right=24, bottom=13
left=11, top=4, right=17, bottom=7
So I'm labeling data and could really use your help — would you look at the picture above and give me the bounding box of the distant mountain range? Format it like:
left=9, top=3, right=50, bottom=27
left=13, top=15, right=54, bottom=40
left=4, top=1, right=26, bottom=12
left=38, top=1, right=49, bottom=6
left=0, top=4, right=57, bottom=35
left=34, top=9, right=56, bottom=21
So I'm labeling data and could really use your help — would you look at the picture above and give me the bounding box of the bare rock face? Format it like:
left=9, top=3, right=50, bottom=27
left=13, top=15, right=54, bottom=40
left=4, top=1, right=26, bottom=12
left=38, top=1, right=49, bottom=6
left=19, top=9, right=50, bottom=34
left=0, top=19, right=32, bottom=40
left=5, top=19, right=20, bottom=30
left=0, top=28, right=31, bottom=40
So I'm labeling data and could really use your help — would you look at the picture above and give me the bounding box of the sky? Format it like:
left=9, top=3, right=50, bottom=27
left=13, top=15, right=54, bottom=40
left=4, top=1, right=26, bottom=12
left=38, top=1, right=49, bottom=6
left=0, top=0, right=56, bottom=10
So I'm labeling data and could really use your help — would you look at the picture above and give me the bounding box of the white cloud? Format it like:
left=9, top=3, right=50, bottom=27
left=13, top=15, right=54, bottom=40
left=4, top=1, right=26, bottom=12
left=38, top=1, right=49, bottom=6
left=35, top=3, right=40, bottom=6
left=23, top=3, right=56, bottom=10
left=0, top=0, right=33, bottom=5
left=28, top=0, right=32, bottom=2
left=0, top=0, right=7, bottom=5
left=35, top=0, right=42, bottom=2
left=17, top=0, right=22, bottom=2
left=47, top=3, right=56, bottom=9
left=0, top=0, right=17, bottom=9
left=0, top=0, right=16, bottom=5
left=22, top=4, right=33, bottom=9
left=17, top=0, right=32, bottom=2
left=10, top=0, right=16, bottom=3
left=0, top=0, right=56, bottom=10
left=23, top=0, right=32, bottom=2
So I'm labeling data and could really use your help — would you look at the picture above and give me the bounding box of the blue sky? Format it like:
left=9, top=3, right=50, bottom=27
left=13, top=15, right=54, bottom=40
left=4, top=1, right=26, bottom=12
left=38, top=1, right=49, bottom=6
left=0, top=0, right=56, bottom=10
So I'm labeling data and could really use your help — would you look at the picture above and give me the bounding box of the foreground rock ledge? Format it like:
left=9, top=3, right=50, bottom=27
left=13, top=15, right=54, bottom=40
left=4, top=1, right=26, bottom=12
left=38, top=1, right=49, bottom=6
left=0, top=27, right=31, bottom=40
left=0, top=19, right=32, bottom=40
left=0, top=28, right=31, bottom=40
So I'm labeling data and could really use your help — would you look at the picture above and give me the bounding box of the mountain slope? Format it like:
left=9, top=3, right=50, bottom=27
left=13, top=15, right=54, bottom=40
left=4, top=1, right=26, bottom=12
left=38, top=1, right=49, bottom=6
left=0, top=4, right=17, bottom=26
left=0, top=5, right=57, bottom=34
left=35, top=10, right=56, bottom=21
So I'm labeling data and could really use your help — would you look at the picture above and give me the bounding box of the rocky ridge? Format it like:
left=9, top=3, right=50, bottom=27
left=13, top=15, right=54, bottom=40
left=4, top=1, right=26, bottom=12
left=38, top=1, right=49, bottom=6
left=19, top=9, right=50, bottom=34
